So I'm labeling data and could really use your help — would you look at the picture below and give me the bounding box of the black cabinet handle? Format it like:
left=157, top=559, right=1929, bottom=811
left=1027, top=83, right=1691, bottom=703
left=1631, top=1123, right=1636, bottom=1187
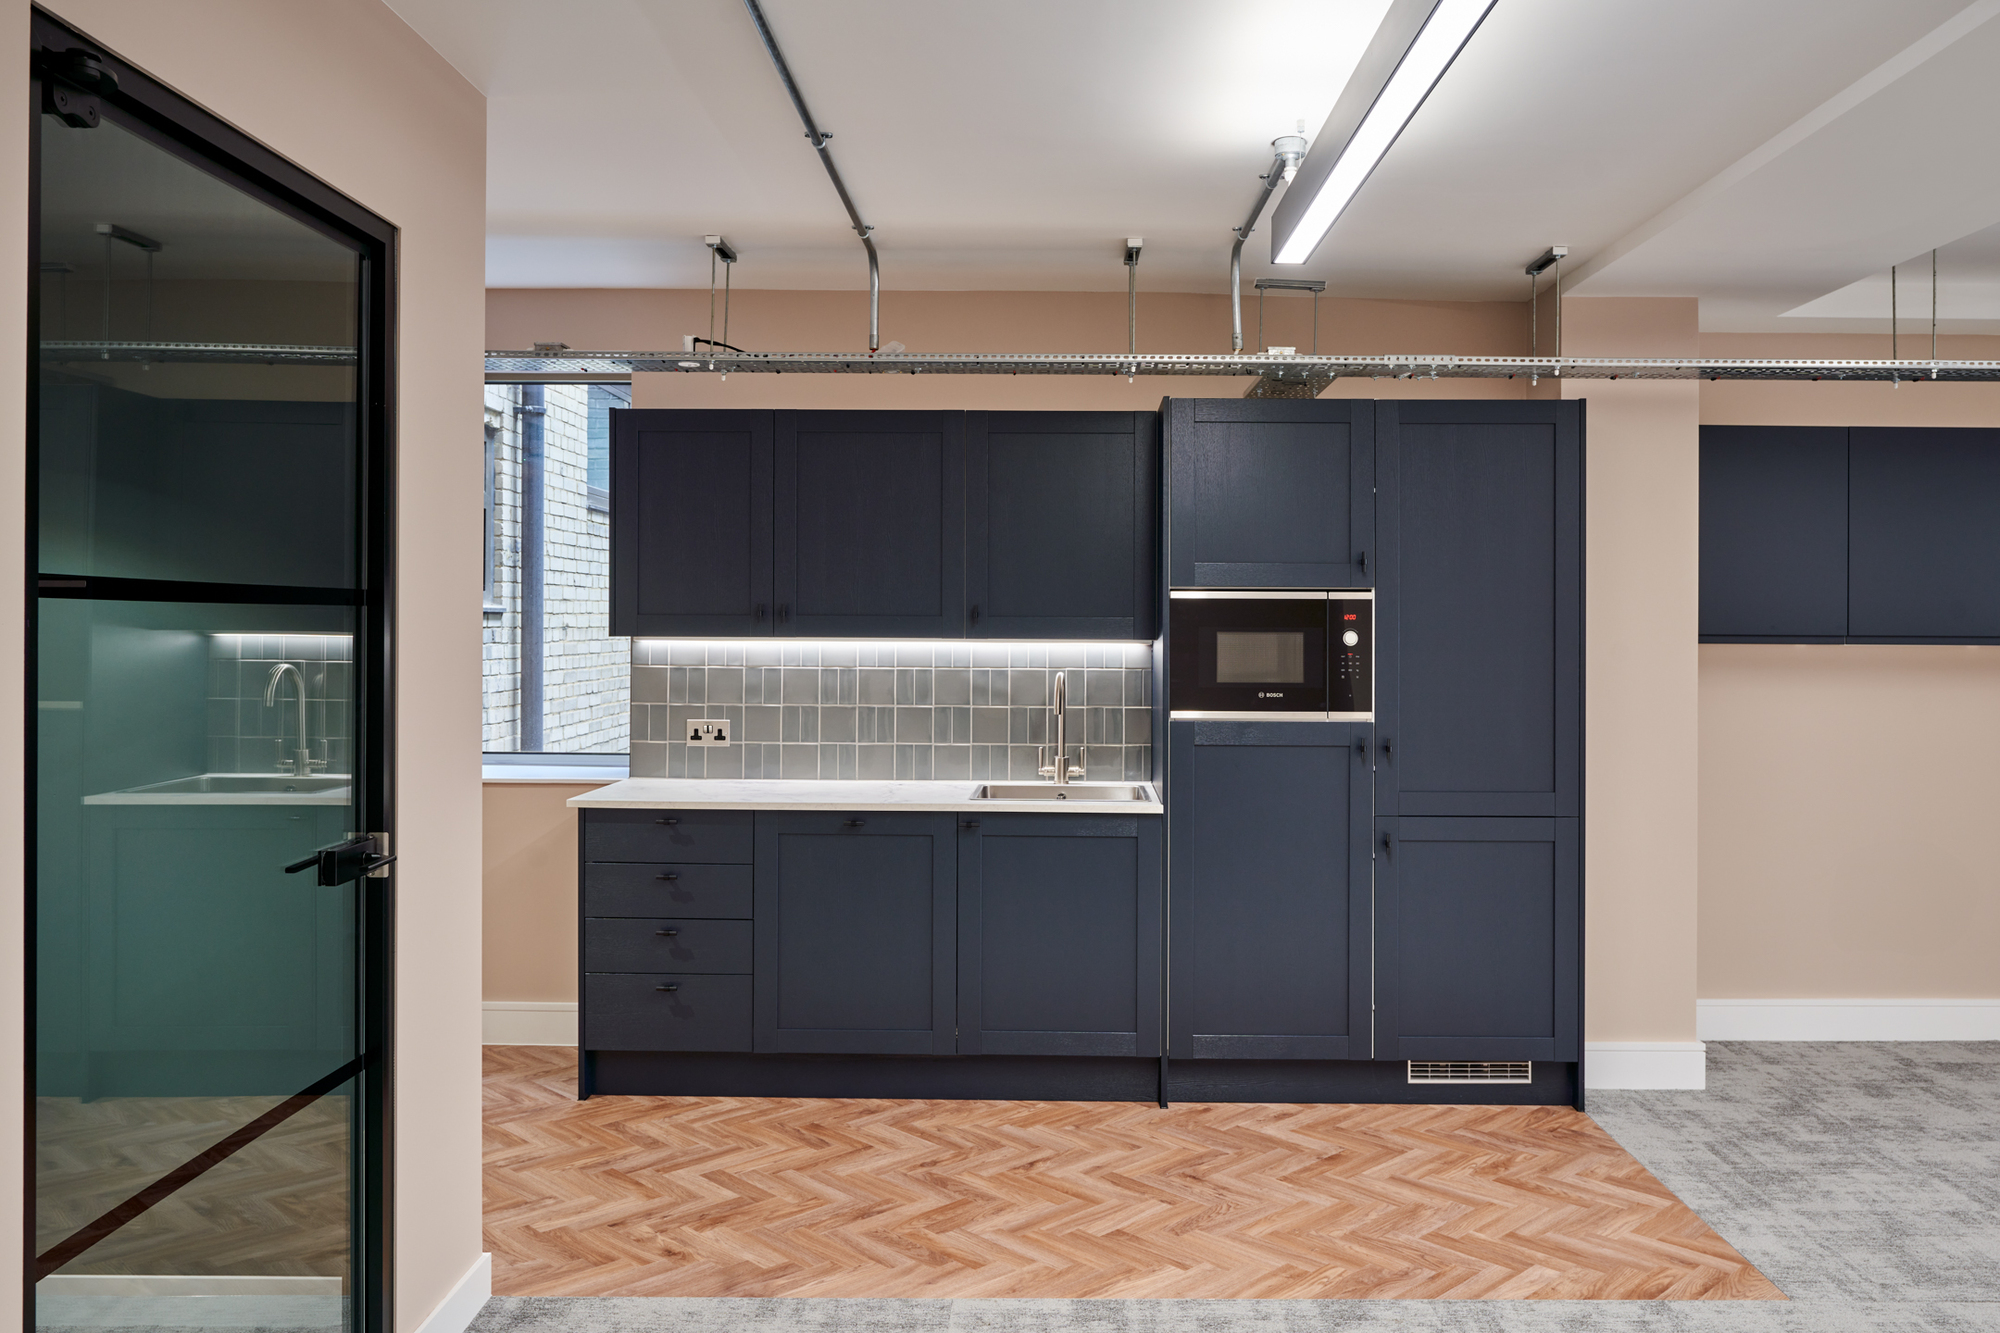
left=755, top=603, right=768, bottom=622
left=655, top=983, right=679, bottom=993
left=1353, top=737, right=1368, bottom=762
left=1380, top=738, right=1392, bottom=761
left=777, top=603, right=791, bottom=624
left=961, top=819, right=980, bottom=829
left=843, top=818, right=865, bottom=828
left=655, top=817, right=679, bottom=826
left=655, top=872, right=679, bottom=881
left=655, top=928, right=680, bottom=938
left=1356, top=549, right=1367, bottom=572
left=968, top=604, right=981, bottom=626
left=1381, top=832, right=1394, bottom=861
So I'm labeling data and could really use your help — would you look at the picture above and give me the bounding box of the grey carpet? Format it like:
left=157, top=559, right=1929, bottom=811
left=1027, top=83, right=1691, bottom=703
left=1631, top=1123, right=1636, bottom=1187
left=469, top=1043, right=2000, bottom=1332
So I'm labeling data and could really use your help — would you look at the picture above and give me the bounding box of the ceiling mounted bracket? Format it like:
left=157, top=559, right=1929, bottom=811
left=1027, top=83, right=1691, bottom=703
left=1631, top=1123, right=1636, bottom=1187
left=1124, top=238, right=1143, bottom=356
left=1527, top=246, right=1568, bottom=358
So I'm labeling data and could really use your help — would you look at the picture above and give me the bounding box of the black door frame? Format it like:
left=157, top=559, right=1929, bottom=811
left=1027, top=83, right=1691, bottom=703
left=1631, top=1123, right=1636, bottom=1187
left=25, top=11, right=397, bottom=1332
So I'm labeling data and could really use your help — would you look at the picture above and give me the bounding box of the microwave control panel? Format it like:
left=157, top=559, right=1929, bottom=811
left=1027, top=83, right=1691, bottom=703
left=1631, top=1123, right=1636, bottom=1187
left=1330, top=595, right=1373, bottom=716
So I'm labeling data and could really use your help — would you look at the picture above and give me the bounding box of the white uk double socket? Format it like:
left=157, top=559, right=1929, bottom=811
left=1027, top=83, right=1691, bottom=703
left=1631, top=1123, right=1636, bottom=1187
left=686, top=718, right=731, bottom=746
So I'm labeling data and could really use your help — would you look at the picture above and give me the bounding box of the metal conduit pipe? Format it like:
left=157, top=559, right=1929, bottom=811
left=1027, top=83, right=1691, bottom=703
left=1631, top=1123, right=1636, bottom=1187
left=742, top=0, right=880, bottom=351
left=1230, top=137, right=1306, bottom=352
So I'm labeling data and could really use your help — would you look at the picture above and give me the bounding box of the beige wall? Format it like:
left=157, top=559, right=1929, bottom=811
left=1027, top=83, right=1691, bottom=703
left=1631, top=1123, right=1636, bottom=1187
left=483, top=784, right=592, bottom=1003
left=11, top=5, right=488, bottom=1329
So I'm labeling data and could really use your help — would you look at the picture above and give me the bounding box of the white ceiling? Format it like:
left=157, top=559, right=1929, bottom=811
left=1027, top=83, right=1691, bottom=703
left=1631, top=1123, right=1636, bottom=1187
left=387, top=0, right=2000, bottom=332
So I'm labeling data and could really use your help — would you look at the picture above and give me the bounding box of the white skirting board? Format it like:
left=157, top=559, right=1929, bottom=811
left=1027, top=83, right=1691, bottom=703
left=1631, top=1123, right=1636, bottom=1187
left=483, top=1001, right=577, bottom=1045
left=1584, top=1042, right=1707, bottom=1090
left=414, top=1252, right=491, bottom=1333
left=1698, top=998, right=2000, bottom=1041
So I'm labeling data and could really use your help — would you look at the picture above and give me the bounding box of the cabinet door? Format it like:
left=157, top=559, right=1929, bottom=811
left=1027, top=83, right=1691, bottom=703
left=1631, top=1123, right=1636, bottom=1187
left=1699, top=426, right=1847, bottom=641
left=1849, top=427, right=2000, bottom=642
left=774, top=411, right=966, bottom=637
left=1167, top=721, right=1370, bottom=1060
left=753, top=812, right=956, bottom=1054
left=1165, top=398, right=1373, bottom=588
left=1375, top=402, right=1581, bottom=818
left=965, top=411, right=1160, bottom=639
left=1374, top=817, right=1578, bottom=1062
left=956, top=813, right=1162, bottom=1057
left=610, top=409, right=774, bottom=637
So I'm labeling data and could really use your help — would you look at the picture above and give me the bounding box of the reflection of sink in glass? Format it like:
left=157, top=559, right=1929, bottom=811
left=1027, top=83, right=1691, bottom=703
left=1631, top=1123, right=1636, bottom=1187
left=83, top=773, right=353, bottom=805
left=131, top=775, right=351, bottom=795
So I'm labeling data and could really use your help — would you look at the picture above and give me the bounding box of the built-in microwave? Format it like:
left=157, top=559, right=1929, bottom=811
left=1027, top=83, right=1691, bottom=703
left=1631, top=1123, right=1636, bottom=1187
left=1168, top=590, right=1372, bottom=721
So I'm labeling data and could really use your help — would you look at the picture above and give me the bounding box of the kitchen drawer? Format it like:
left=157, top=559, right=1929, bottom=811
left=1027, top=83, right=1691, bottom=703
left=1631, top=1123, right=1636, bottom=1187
left=583, top=918, right=754, bottom=974
left=582, top=809, right=753, bottom=863
left=583, top=862, right=753, bottom=918
left=583, top=973, right=752, bottom=1052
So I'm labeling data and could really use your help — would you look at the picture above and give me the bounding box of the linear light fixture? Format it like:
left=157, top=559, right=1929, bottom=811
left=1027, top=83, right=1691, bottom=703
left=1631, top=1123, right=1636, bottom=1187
left=1271, top=0, right=1497, bottom=265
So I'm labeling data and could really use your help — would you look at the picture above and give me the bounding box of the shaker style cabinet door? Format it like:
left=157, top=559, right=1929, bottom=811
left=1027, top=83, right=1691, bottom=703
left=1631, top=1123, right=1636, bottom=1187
left=1374, top=401, right=1581, bottom=818
left=774, top=411, right=966, bottom=637
left=609, top=409, right=775, bottom=637
left=1167, top=721, right=1371, bottom=1060
left=1373, top=817, right=1579, bottom=1063
left=955, top=813, right=1162, bottom=1057
left=1165, top=398, right=1374, bottom=588
left=1699, top=426, right=1847, bottom=641
left=965, top=412, right=1160, bottom=639
left=1849, top=427, right=2000, bottom=642
left=753, top=813, right=957, bottom=1055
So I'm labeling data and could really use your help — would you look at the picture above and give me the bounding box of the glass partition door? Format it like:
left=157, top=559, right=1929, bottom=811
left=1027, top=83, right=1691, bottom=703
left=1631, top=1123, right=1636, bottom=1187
left=30, top=20, right=392, bottom=1333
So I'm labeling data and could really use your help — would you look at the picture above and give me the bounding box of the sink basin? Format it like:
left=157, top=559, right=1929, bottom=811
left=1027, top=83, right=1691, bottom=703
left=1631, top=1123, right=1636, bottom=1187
left=974, top=783, right=1148, bottom=802
left=125, top=774, right=352, bottom=795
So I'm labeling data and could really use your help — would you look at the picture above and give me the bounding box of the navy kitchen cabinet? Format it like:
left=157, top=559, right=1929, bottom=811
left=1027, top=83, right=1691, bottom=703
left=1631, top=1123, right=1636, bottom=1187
left=752, top=812, right=957, bottom=1055
left=1165, top=398, right=1374, bottom=588
left=1374, top=817, right=1579, bottom=1063
left=1374, top=401, right=1581, bottom=819
left=1699, top=426, right=1848, bottom=642
left=609, top=409, right=774, bottom=637
left=775, top=411, right=966, bottom=637
left=965, top=412, right=1159, bottom=639
left=1849, top=427, right=2000, bottom=642
left=956, top=813, right=1162, bottom=1058
left=1166, top=721, right=1371, bottom=1060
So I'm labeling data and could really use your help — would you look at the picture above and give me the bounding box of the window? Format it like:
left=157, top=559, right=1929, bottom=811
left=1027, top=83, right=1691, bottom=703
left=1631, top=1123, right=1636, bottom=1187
left=481, top=381, right=629, bottom=753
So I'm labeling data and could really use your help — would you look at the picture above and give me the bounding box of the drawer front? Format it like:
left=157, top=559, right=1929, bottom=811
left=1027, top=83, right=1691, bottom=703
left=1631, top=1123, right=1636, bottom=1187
left=583, top=918, right=754, bottom=974
left=583, top=862, right=753, bottom=918
left=583, top=973, right=752, bottom=1052
left=583, top=809, right=753, bottom=863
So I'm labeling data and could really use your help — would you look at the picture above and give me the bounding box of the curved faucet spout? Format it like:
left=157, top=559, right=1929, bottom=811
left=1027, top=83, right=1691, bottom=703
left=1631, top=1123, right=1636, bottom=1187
left=264, top=662, right=321, bottom=778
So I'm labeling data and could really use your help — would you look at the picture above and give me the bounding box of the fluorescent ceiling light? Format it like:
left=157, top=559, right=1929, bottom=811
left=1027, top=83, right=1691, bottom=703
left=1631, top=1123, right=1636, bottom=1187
left=1272, top=0, right=1497, bottom=265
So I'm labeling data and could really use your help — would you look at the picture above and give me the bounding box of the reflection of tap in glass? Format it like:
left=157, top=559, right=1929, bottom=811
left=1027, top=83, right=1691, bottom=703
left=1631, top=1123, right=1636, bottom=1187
left=265, top=662, right=326, bottom=778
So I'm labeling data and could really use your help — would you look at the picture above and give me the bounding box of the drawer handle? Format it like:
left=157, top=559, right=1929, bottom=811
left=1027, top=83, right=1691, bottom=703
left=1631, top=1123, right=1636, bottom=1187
left=844, top=819, right=865, bottom=828
left=961, top=819, right=979, bottom=829
left=655, top=817, right=679, bottom=826
left=655, top=872, right=680, bottom=881
left=655, top=928, right=680, bottom=937
left=655, top=983, right=679, bottom=993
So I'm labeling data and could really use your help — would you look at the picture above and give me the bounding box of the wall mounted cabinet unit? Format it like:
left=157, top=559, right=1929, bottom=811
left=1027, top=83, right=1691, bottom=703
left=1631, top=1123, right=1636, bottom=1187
left=1167, top=721, right=1370, bottom=1061
left=1698, top=426, right=1847, bottom=642
left=611, top=409, right=1159, bottom=640
left=966, top=412, right=1159, bottom=639
left=1375, top=402, right=1582, bottom=819
left=1848, top=427, right=2000, bottom=642
left=1165, top=398, right=1374, bottom=588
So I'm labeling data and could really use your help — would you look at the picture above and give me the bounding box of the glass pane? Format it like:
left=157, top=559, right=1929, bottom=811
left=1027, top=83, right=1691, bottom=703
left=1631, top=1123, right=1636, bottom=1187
left=39, top=113, right=362, bottom=587
left=35, top=597, right=358, bottom=1333
left=482, top=382, right=629, bottom=753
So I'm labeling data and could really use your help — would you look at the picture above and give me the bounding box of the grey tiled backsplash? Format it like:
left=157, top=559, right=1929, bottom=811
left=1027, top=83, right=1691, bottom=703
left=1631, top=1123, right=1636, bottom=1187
left=208, top=633, right=353, bottom=775
left=630, top=641, right=1154, bottom=782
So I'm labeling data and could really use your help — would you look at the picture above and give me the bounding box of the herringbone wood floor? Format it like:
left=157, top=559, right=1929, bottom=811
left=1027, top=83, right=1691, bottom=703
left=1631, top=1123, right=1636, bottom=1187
left=484, top=1045, right=1782, bottom=1300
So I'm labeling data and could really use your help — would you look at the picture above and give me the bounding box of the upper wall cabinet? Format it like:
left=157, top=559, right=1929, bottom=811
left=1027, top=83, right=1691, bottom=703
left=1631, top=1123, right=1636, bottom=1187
left=1849, top=428, right=2000, bottom=642
left=1699, top=427, right=1847, bottom=642
left=965, top=412, right=1159, bottom=639
left=1375, top=402, right=1582, bottom=819
left=611, top=410, right=774, bottom=637
left=1165, top=399, right=1374, bottom=588
left=775, top=411, right=966, bottom=638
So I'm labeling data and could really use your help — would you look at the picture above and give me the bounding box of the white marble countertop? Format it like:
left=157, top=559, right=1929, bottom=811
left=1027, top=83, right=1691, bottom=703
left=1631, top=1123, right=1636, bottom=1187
left=567, top=778, right=1162, bottom=815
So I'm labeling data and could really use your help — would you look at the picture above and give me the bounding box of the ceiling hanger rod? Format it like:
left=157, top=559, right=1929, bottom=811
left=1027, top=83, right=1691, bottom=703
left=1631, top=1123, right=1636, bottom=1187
left=741, top=0, right=879, bottom=351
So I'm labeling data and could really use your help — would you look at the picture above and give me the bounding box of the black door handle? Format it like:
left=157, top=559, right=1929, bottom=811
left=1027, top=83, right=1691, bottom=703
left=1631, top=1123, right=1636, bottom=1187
left=843, top=819, right=865, bottom=828
left=969, top=605, right=981, bottom=626
left=961, top=819, right=979, bottom=829
left=655, top=872, right=680, bottom=881
left=285, top=835, right=393, bottom=887
left=655, top=817, right=679, bottom=826
left=1356, top=549, right=1367, bottom=572
left=1380, top=737, right=1392, bottom=761
left=1381, top=832, right=1393, bottom=861
left=655, top=983, right=679, bottom=993
left=1354, top=737, right=1368, bottom=762
left=755, top=603, right=768, bottom=622
left=655, top=928, right=680, bottom=938
left=777, top=603, right=790, bottom=624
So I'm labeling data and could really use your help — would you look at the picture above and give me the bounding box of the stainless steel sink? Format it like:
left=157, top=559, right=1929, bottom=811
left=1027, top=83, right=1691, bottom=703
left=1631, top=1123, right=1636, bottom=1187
left=974, top=783, right=1148, bottom=802
left=126, top=774, right=352, bottom=795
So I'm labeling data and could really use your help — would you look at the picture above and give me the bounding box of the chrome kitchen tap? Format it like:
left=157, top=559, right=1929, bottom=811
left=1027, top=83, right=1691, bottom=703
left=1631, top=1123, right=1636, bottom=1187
left=1038, top=670, right=1084, bottom=785
left=265, top=662, right=327, bottom=779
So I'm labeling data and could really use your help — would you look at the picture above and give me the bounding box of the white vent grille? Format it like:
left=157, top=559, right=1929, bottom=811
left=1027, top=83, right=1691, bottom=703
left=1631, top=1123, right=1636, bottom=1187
left=1407, top=1061, right=1532, bottom=1084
